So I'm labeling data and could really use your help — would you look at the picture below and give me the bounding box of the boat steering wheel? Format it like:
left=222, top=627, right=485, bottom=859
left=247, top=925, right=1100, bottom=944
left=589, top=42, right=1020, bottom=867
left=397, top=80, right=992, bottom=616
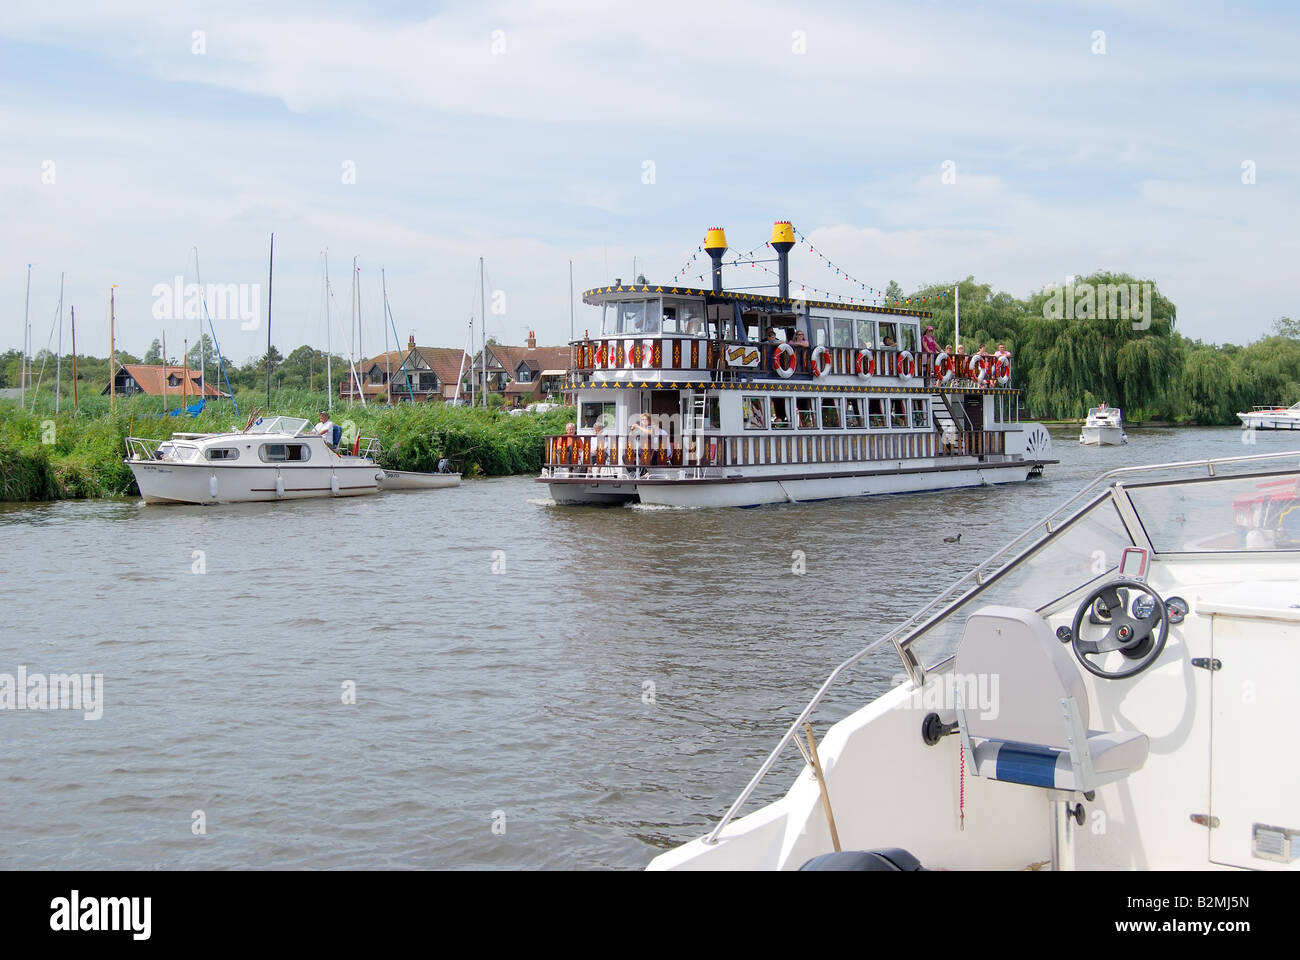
left=1069, top=579, right=1169, bottom=680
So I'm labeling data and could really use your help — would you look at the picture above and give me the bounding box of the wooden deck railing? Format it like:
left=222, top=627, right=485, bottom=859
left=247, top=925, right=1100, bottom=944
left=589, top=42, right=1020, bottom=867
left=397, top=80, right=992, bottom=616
left=568, top=340, right=1011, bottom=386
left=543, top=430, right=1006, bottom=473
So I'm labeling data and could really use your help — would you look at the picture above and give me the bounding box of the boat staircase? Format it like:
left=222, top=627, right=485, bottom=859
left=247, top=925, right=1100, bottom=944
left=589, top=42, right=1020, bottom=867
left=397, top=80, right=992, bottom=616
left=932, top=391, right=969, bottom=452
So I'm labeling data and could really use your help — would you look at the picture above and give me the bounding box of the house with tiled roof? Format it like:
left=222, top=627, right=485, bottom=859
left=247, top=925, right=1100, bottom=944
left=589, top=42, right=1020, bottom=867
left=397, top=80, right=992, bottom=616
left=104, top=364, right=228, bottom=398
left=472, top=332, right=573, bottom=407
left=339, top=336, right=471, bottom=402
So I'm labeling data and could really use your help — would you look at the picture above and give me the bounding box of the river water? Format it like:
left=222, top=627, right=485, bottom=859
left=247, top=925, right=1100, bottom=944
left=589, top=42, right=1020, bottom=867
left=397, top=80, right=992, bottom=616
left=0, top=425, right=1293, bottom=869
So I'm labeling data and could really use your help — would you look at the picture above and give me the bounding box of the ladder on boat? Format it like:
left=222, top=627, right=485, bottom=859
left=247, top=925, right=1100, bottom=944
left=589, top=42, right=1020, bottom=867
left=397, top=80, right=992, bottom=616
left=932, top=391, right=968, bottom=454
left=686, top=391, right=710, bottom=477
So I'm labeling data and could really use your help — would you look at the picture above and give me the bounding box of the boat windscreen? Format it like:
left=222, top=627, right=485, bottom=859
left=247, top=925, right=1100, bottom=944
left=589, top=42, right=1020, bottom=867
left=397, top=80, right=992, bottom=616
left=905, top=494, right=1134, bottom=669
left=1126, top=471, right=1300, bottom=552
left=247, top=416, right=310, bottom=435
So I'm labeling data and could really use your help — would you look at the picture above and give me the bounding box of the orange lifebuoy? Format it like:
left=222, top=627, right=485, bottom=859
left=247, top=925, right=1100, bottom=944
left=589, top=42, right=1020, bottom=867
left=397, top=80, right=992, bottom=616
left=772, top=342, right=796, bottom=378
left=968, top=355, right=989, bottom=383
left=811, top=345, right=833, bottom=378
left=992, top=356, right=1011, bottom=386
left=897, top=350, right=916, bottom=380
left=935, top=351, right=955, bottom=385
left=856, top=349, right=874, bottom=377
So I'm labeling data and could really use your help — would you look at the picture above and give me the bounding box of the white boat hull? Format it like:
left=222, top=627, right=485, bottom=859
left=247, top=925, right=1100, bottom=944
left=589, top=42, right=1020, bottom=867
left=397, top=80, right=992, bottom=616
left=1079, top=426, right=1126, bottom=445
left=376, top=470, right=461, bottom=490
left=1239, top=413, right=1300, bottom=431
left=128, top=461, right=382, bottom=504
left=547, top=458, right=1041, bottom=507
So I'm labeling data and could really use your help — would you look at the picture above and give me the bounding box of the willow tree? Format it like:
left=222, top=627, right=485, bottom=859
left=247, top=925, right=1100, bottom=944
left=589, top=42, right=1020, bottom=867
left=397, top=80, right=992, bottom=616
left=1017, top=272, right=1181, bottom=420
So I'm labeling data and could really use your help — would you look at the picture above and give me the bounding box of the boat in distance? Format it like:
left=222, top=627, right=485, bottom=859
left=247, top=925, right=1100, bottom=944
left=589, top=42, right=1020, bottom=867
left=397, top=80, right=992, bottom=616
left=1238, top=401, right=1300, bottom=431
left=649, top=448, right=1300, bottom=871
left=124, top=415, right=458, bottom=504
left=539, top=221, right=1055, bottom=508
left=1079, top=403, right=1127, bottom=445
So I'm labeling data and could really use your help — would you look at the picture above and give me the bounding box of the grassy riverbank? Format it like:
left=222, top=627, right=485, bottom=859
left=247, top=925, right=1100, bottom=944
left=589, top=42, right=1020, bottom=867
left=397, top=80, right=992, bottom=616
left=0, top=393, right=573, bottom=502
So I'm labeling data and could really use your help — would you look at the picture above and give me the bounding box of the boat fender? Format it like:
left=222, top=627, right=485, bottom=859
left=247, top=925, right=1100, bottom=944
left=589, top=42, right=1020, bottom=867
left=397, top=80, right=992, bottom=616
left=855, top=349, right=874, bottom=378
left=897, top=350, right=915, bottom=381
left=331, top=473, right=340, bottom=495
left=772, top=342, right=796, bottom=379
left=935, top=351, right=954, bottom=385
left=811, top=345, right=833, bottom=378
left=275, top=473, right=284, bottom=498
left=209, top=474, right=218, bottom=499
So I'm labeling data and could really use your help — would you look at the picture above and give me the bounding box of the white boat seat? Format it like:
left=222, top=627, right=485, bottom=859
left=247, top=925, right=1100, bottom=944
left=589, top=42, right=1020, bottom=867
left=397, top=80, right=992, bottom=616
left=953, top=606, right=1149, bottom=793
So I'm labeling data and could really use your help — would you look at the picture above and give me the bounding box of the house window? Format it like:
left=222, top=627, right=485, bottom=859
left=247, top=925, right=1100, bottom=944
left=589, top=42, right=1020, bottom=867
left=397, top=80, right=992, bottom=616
left=417, top=372, right=437, bottom=392
left=369, top=368, right=386, bottom=384
left=844, top=398, right=863, bottom=429
left=820, top=397, right=841, bottom=429
left=517, top=366, right=533, bottom=383
left=743, top=396, right=766, bottom=430
left=769, top=397, right=791, bottom=430
left=796, top=397, right=817, bottom=429
left=167, top=374, right=181, bottom=387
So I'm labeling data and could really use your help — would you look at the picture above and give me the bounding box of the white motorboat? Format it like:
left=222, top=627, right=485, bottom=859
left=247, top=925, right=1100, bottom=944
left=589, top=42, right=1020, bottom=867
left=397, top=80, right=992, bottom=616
left=649, top=448, right=1300, bottom=871
left=125, top=415, right=384, bottom=504
left=1238, top=401, right=1300, bottom=431
left=1079, top=403, right=1127, bottom=445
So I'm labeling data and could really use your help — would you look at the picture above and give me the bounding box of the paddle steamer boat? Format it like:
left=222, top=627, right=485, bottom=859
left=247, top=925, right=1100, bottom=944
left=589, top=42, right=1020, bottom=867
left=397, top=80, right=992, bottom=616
left=540, top=222, right=1054, bottom=507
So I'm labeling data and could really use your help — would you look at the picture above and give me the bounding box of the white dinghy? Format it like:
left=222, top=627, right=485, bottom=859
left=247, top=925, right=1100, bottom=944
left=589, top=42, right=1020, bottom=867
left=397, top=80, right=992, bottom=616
left=650, top=448, right=1300, bottom=871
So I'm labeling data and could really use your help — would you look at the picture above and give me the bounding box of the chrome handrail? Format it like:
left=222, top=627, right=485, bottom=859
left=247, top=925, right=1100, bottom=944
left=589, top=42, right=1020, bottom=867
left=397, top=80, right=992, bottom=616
left=703, top=446, right=1300, bottom=844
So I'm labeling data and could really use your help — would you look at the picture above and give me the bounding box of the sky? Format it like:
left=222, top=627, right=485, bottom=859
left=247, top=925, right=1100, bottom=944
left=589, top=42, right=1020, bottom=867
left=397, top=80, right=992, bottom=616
left=2, top=0, right=1297, bottom=362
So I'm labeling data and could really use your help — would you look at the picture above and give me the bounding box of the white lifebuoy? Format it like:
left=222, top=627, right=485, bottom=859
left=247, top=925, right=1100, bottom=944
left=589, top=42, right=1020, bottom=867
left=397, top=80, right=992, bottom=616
left=993, top=356, right=1011, bottom=386
left=968, top=354, right=987, bottom=382
left=773, top=342, right=796, bottom=379
left=811, top=345, right=833, bottom=378
left=897, top=349, right=915, bottom=381
left=935, top=351, right=955, bottom=385
left=856, top=349, right=874, bottom=378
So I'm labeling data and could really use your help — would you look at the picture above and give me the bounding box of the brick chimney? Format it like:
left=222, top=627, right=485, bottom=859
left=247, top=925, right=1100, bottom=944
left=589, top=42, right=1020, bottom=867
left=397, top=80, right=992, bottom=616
left=408, top=334, right=416, bottom=350
left=526, top=330, right=536, bottom=349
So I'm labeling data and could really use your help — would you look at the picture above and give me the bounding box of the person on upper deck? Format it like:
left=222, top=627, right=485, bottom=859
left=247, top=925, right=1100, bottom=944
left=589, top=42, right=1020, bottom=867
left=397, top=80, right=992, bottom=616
left=790, top=329, right=809, bottom=347
left=921, top=326, right=939, bottom=353
left=764, top=327, right=779, bottom=343
left=881, top=335, right=897, bottom=348
left=995, top=342, right=1011, bottom=360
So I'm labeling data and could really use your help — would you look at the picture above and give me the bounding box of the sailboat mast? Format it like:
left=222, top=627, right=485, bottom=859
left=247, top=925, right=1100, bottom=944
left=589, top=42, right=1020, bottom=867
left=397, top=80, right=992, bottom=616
left=266, top=233, right=274, bottom=409
left=323, top=252, right=333, bottom=411
left=109, top=286, right=117, bottom=413
left=22, top=264, right=31, bottom=409
left=382, top=268, right=391, bottom=405
left=55, top=272, right=64, bottom=414
left=479, top=256, right=486, bottom=407
left=70, top=306, right=78, bottom=412
left=194, top=247, right=205, bottom=399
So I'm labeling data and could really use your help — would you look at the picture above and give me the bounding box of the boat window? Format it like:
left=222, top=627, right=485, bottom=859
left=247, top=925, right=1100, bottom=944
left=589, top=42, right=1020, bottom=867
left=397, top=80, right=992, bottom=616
left=172, top=445, right=199, bottom=461
left=770, top=397, right=791, bottom=430
left=704, top=397, right=721, bottom=429
left=878, top=321, right=898, bottom=348
left=900, top=325, right=918, bottom=352
left=259, top=443, right=311, bottom=463
left=744, top=313, right=764, bottom=342
left=831, top=318, right=854, bottom=348
left=911, top=398, right=928, bottom=428
left=855, top=318, right=875, bottom=349
left=604, top=300, right=658, bottom=336
left=808, top=316, right=830, bottom=348
left=906, top=496, right=1134, bottom=669
left=205, top=447, right=239, bottom=461
left=844, top=398, right=863, bottom=429
left=868, top=398, right=886, bottom=429
left=743, top=397, right=767, bottom=430
left=581, top=401, right=616, bottom=431
left=1127, top=472, right=1300, bottom=552
left=155, top=443, right=176, bottom=461
left=796, top=397, right=817, bottom=429
left=890, top=399, right=908, bottom=428
left=821, top=397, right=841, bottom=429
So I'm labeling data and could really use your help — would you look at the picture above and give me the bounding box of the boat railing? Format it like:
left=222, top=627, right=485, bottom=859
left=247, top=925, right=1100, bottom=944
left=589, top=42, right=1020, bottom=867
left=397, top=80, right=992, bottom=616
left=542, top=430, right=1007, bottom=475
left=702, top=446, right=1300, bottom=845
left=124, top=436, right=164, bottom=461
left=356, top=436, right=383, bottom=459
left=569, top=339, right=1011, bottom=387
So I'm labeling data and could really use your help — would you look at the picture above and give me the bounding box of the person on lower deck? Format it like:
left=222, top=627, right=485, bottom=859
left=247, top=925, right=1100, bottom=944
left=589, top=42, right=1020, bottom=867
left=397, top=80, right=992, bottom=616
left=630, top=413, right=669, bottom=474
